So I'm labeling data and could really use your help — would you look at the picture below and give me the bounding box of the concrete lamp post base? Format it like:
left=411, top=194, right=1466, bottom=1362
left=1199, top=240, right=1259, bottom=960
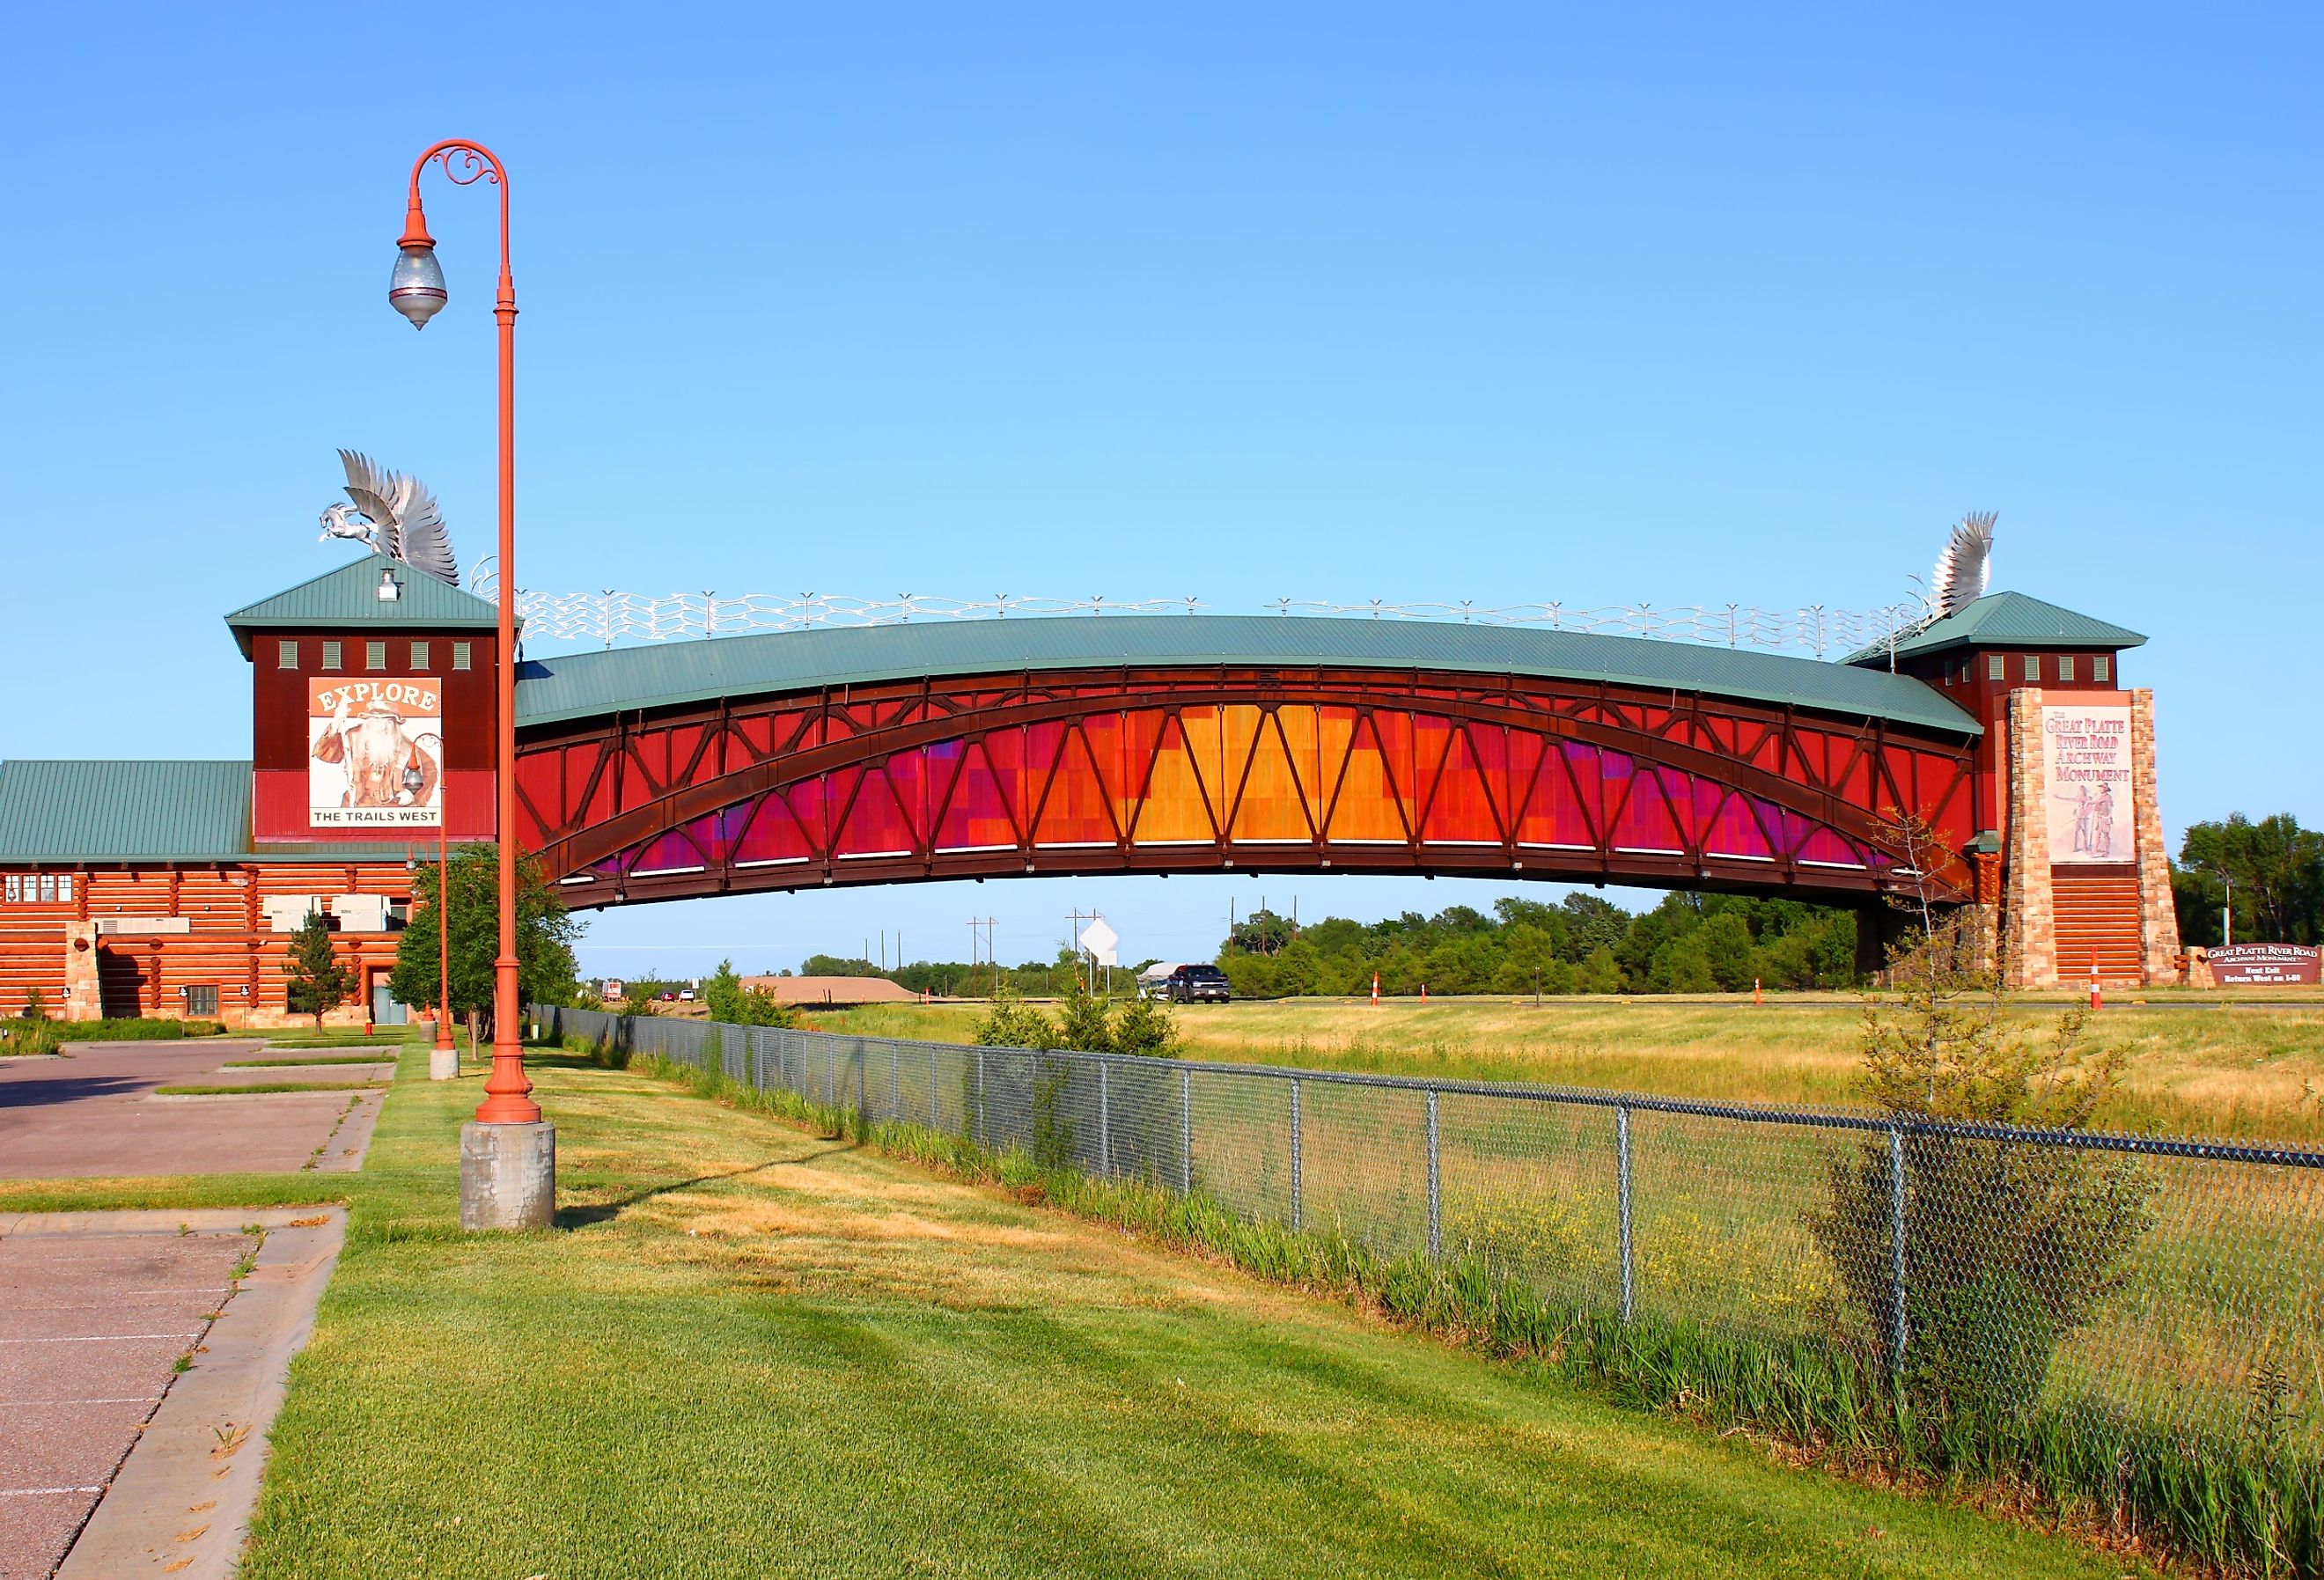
left=429, top=1046, right=459, bottom=1082
left=459, top=1121, right=556, bottom=1231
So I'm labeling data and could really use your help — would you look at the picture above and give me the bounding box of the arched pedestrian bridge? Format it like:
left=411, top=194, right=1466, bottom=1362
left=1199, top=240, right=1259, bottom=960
left=510, top=615, right=1982, bottom=908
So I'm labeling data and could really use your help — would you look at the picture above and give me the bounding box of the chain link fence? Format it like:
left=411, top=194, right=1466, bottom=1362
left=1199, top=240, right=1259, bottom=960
left=540, top=1003, right=2324, bottom=1540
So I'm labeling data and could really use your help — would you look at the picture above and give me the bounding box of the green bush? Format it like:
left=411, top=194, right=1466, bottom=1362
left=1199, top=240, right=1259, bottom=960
left=1808, top=908, right=2155, bottom=1439
left=971, top=987, right=1057, bottom=1049
left=49, top=1017, right=224, bottom=1042
left=1111, top=993, right=1178, bottom=1055
left=0, top=1018, right=59, bottom=1055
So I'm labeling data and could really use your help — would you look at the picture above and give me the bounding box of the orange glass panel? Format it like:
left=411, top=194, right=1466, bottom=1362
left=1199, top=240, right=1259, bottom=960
left=1229, top=710, right=1313, bottom=842
left=1320, top=711, right=1409, bottom=842
left=1130, top=711, right=1218, bottom=843
left=1275, top=706, right=1328, bottom=827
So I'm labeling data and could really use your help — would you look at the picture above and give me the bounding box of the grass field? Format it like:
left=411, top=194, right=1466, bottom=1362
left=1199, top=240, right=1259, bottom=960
left=6, top=1035, right=2150, bottom=1578
left=811, top=993, right=2324, bottom=1143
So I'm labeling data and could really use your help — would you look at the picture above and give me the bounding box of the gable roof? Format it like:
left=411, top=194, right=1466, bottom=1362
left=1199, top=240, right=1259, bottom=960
left=1845, top=592, right=2148, bottom=667
left=515, top=614, right=1982, bottom=737
left=0, top=761, right=414, bottom=865
left=224, top=555, right=499, bottom=655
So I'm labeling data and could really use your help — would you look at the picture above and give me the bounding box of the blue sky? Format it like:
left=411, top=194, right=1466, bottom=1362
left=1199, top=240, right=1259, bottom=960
left=3, top=5, right=2315, bottom=977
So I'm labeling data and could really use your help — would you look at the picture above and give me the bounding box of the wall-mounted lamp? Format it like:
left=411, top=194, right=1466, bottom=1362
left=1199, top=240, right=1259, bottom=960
left=378, top=569, right=402, bottom=602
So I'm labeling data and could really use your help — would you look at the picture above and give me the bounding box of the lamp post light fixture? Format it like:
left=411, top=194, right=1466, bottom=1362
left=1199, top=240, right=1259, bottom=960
left=392, top=138, right=554, bottom=1229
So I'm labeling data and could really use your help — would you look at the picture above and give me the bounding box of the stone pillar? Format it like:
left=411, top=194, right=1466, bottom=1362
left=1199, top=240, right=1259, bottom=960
left=61, top=922, right=103, bottom=1022
left=2002, top=687, right=2058, bottom=988
left=2129, top=688, right=2181, bottom=985
left=460, top=1121, right=556, bottom=1231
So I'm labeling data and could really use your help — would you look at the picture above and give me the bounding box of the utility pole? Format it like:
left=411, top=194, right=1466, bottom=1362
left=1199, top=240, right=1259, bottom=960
left=1066, top=908, right=1095, bottom=994
left=967, top=917, right=998, bottom=997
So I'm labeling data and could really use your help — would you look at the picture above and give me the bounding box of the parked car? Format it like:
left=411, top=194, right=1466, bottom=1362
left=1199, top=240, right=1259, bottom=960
left=1161, top=964, right=1232, bottom=1004
left=658, top=991, right=678, bottom=1003
left=678, top=988, right=696, bottom=1002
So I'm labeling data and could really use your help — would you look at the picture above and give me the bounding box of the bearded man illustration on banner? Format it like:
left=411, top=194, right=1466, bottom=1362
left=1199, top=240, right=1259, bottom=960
left=308, top=679, right=445, bottom=827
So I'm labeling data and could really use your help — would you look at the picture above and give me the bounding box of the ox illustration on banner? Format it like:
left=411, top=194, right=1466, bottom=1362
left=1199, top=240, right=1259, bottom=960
left=2043, top=704, right=2131, bottom=863
left=309, top=678, right=444, bottom=827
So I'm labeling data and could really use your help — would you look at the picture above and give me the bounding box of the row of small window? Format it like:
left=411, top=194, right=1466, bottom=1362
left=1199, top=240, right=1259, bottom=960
left=1957, top=652, right=2110, bottom=685
left=277, top=639, right=472, bottom=673
left=4, top=874, right=76, bottom=904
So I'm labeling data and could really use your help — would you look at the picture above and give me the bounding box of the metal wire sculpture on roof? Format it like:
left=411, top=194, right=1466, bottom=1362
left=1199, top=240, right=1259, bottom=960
left=462, top=512, right=2004, bottom=661
left=486, top=585, right=1933, bottom=659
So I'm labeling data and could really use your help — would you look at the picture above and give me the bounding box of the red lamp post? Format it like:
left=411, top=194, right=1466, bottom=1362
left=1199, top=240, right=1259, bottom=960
left=390, top=140, right=540, bottom=1128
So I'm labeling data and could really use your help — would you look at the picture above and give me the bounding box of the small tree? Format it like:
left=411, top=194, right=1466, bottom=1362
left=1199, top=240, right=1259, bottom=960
left=21, top=987, right=48, bottom=1022
left=1111, top=993, right=1178, bottom=1055
left=283, top=911, right=358, bottom=1031
left=972, top=986, right=1057, bottom=1049
left=388, top=846, right=584, bottom=1037
left=1809, top=908, right=2155, bottom=1436
left=703, top=959, right=746, bottom=1024
left=737, top=986, right=799, bottom=1028
left=1055, top=981, right=1114, bottom=1053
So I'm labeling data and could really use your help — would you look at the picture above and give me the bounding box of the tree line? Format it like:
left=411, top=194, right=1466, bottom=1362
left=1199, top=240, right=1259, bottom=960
left=2170, top=812, right=2322, bottom=946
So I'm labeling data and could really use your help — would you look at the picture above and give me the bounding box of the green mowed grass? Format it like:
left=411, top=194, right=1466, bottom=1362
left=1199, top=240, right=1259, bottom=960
left=818, top=994, right=2324, bottom=1143
left=167, top=1044, right=2134, bottom=1578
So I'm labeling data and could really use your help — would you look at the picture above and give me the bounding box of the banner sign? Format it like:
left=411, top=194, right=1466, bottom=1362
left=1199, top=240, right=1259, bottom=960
left=2208, top=944, right=2321, bottom=987
left=2042, top=705, right=2132, bottom=863
left=308, top=678, right=445, bottom=828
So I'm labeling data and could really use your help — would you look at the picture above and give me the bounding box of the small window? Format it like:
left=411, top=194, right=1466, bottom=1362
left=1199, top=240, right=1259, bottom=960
left=2022, top=654, right=2041, bottom=682
left=2093, top=654, right=2110, bottom=683
left=3, top=877, right=18, bottom=903
left=184, top=984, right=219, bottom=1018
left=410, top=641, right=430, bottom=670
left=2056, top=656, right=2076, bottom=683
left=38, top=874, right=55, bottom=903
left=1986, top=653, right=2004, bottom=681
left=452, top=641, right=472, bottom=672
left=276, top=639, right=298, bottom=670
left=57, top=874, right=72, bottom=903
left=322, top=640, right=342, bottom=672
left=366, top=640, right=386, bottom=672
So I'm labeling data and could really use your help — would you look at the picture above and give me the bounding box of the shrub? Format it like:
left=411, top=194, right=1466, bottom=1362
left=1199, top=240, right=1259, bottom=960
left=1807, top=908, right=2155, bottom=1437
left=1111, top=994, right=1179, bottom=1055
left=1055, top=983, right=1114, bottom=1052
left=971, top=987, right=1057, bottom=1049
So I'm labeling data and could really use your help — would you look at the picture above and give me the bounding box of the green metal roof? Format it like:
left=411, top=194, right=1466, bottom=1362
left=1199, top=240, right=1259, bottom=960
left=224, top=555, right=499, bottom=655
left=0, top=761, right=414, bottom=865
left=517, top=614, right=1982, bottom=737
left=1844, top=592, right=2147, bottom=667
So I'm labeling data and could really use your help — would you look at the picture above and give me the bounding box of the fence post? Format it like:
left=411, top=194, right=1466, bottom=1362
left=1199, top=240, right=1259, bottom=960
left=1289, top=1077, right=1304, bottom=1231
left=1180, top=1067, right=1193, bottom=1195
left=1425, top=1089, right=1441, bottom=1259
left=1887, top=1124, right=1908, bottom=1375
left=1616, top=1104, right=1635, bottom=1326
left=976, top=1047, right=987, bottom=1149
left=1098, top=1058, right=1112, bottom=1179
left=892, top=1040, right=901, bottom=1121
left=930, top=1044, right=939, bottom=1128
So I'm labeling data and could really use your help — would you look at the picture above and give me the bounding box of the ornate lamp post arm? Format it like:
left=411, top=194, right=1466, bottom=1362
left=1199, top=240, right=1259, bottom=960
left=392, top=140, right=540, bottom=1128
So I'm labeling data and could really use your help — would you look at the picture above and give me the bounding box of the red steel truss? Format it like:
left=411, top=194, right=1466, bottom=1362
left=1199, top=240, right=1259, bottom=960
left=513, top=665, right=1976, bottom=908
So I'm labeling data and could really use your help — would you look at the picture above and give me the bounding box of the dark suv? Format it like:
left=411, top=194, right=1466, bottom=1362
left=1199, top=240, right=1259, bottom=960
left=1165, top=964, right=1232, bottom=1004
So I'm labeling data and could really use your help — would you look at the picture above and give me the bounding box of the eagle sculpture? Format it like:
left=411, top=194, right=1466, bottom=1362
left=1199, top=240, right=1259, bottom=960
left=1927, top=511, right=1997, bottom=621
left=318, top=450, right=460, bottom=584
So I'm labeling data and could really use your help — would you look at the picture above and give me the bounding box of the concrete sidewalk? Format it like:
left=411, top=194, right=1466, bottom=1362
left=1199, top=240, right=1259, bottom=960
left=0, top=1041, right=389, bottom=1179
left=0, top=1209, right=347, bottom=1580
